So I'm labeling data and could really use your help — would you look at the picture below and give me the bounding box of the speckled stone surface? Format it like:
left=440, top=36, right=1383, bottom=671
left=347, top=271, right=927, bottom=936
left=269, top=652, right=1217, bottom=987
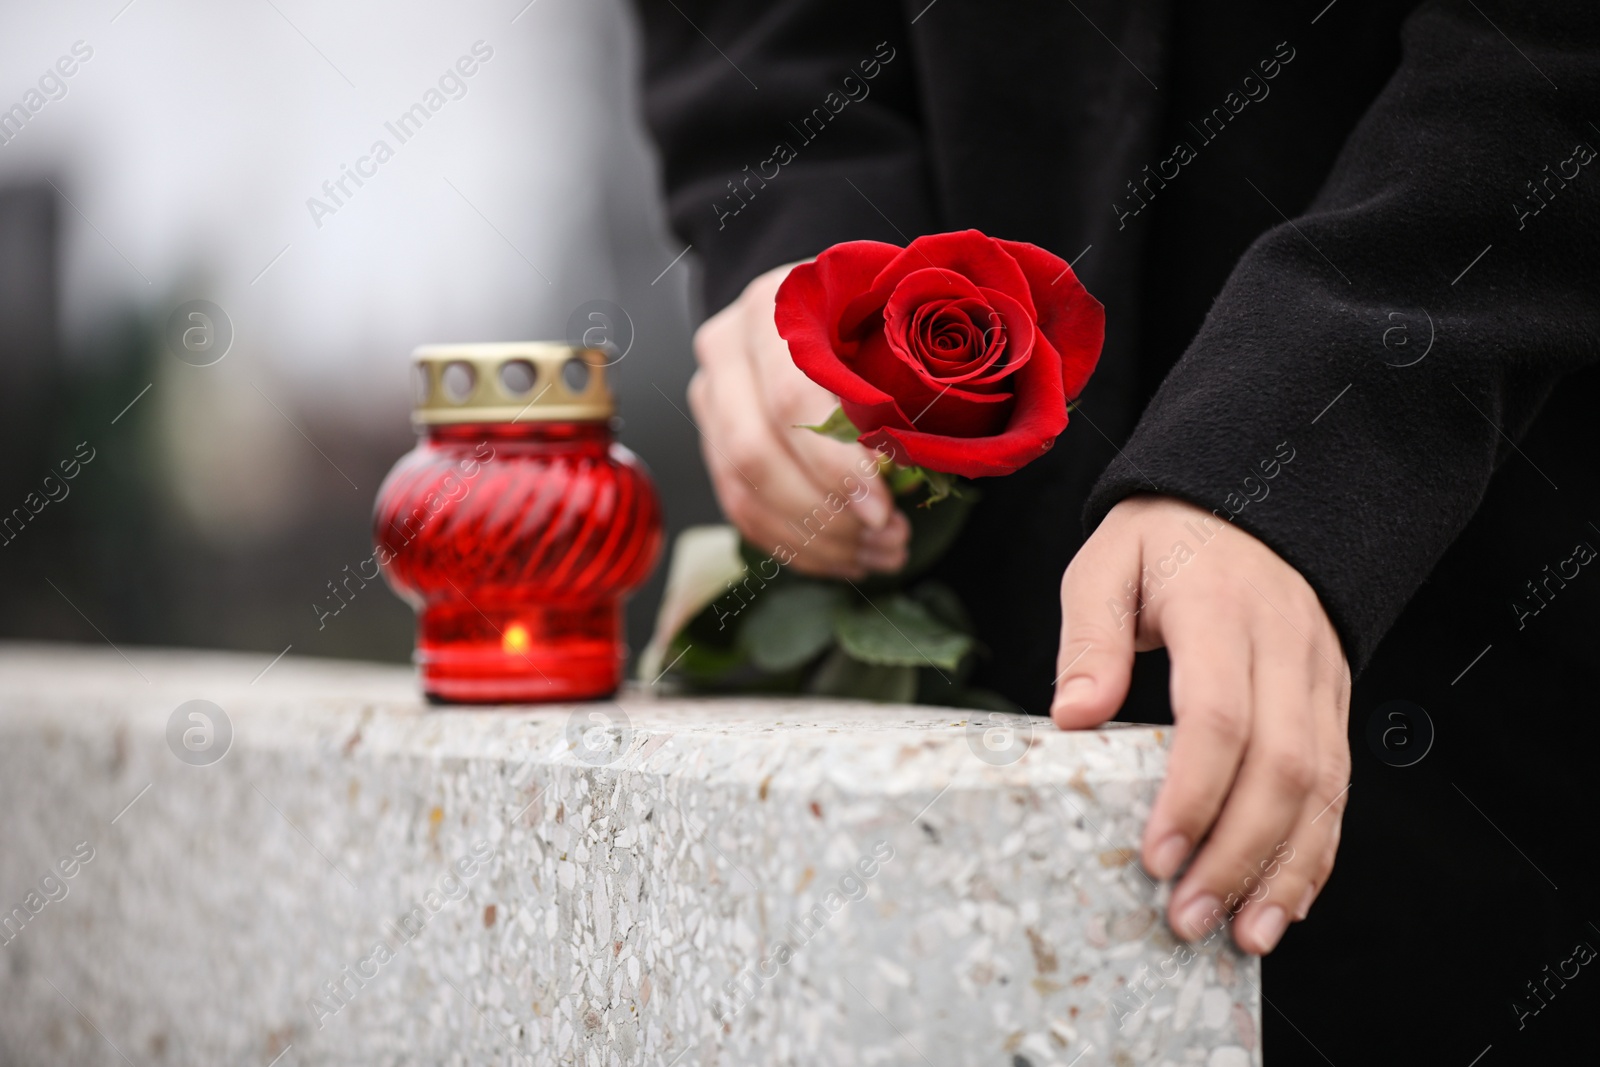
left=0, top=643, right=1261, bottom=1066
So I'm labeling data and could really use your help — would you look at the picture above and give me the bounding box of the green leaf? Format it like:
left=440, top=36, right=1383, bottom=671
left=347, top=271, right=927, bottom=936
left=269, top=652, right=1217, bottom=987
left=668, top=636, right=747, bottom=682
left=806, top=648, right=918, bottom=703
left=797, top=406, right=861, bottom=444
left=739, top=582, right=847, bottom=671
left=908, top=580, right=974, bottom=634
left=833, top=593, right=974, bottom=670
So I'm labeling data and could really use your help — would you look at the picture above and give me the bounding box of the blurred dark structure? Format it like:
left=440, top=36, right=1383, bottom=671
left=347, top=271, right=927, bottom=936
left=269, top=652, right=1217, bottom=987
left=0, top=178, right=717, bottom=675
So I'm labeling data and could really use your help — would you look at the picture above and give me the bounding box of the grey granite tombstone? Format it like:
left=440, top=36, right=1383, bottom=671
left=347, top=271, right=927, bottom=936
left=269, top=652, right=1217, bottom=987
left=0, top=643, right=1261, bottom=1066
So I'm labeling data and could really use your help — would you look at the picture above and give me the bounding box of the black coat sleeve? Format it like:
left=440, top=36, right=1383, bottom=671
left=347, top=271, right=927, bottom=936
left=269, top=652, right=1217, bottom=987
left=632, top=0, right=936, bottom=313
left=1084, top=0, right=1600, bottom=672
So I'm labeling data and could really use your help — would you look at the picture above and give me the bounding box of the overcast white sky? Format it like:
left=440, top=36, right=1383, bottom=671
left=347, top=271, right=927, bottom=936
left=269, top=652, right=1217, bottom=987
left=0, top=0, right=689, bottom=419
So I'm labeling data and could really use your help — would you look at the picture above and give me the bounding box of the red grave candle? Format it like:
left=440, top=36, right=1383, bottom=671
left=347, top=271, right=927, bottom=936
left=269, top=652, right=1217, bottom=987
left=373, top=344, right=663, bottom=703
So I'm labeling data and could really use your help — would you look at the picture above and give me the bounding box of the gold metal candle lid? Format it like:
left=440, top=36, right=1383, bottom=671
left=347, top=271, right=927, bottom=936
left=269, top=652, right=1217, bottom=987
left=411, top=342, right=615, bottom=425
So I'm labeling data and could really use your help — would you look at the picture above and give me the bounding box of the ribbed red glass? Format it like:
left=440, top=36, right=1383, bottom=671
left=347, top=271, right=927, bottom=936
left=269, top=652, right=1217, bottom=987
left=373, top=421, right=662, bottom=703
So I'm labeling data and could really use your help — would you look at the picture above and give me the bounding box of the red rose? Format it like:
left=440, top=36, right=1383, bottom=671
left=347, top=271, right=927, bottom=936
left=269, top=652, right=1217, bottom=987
left=775, top=230, right=1103, bottom=479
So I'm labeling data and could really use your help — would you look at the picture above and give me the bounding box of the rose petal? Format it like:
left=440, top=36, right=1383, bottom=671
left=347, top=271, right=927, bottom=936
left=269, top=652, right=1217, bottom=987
left=778, top=232, right=1103, bottom=480
left=906, top=387, right=1014, bottom=438
left=869, top=231, right=1037, bottom=322
left=958, top=287, right=1036, bottom=387
left=882, top=268, right=1038, bottom=396
left=775, top=241, right=903, bottom=408
left=907, top=289, right=1036, bottom=392
left=920, top=305, right=980, bottom=358
left=843, top=331, right=1014, bottom=438
left=859, top=329, right=1069, bottom=479
left=991, top=238, right=1104, bottom=399
left=882, top=268, right=987, bottom=378
left=912, top=299, right=991, bottom=371
left=900, top=300, right=1001, bottom=387
left=844, top=391, right=1014, bottom=442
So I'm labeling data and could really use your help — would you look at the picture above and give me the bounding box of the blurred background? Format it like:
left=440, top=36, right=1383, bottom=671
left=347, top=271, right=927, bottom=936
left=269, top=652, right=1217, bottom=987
left=0, top=0, right=716, bottom=670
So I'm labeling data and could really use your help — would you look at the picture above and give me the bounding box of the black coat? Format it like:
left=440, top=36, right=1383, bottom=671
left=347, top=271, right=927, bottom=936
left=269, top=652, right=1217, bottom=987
left=634, top=0, right=1600, bottom=1059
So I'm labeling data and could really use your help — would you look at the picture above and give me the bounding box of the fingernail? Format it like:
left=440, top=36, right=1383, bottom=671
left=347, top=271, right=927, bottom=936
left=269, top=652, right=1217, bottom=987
left=1148, top=834, right=1190, bottom=880
left=1173, top=894, right=1224, bottom=941
left=1054, top=676, right=1095, bottom=709
left=1295, top=884, right=1317, bottom=921
left=1245, top=904, right=1288, bottom=955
